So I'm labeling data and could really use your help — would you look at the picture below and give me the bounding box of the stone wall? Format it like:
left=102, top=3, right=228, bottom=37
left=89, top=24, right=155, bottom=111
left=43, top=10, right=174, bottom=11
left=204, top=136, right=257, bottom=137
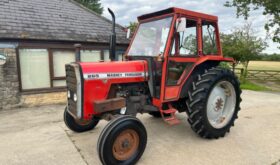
left=0, top=47, right=21, bottom=110
left=21, top=92, right=66, bottom=107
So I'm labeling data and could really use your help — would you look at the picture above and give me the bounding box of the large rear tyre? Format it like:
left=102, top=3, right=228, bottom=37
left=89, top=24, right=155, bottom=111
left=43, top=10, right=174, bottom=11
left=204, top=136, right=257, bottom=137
left=64, top=107, right=99, bottom=132
left=186, top=67, right=241, bottom=139
left=97, top=116, right=147, bottom=165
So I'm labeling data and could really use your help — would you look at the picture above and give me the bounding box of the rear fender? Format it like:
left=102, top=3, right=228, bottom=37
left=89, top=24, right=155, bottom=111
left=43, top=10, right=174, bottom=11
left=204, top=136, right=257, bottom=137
left=179, top=58, right=234, bottom=98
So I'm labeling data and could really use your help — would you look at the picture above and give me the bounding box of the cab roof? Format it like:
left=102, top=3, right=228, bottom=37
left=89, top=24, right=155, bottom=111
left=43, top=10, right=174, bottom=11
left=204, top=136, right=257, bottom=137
left=138, top=7, right=218, bottom=22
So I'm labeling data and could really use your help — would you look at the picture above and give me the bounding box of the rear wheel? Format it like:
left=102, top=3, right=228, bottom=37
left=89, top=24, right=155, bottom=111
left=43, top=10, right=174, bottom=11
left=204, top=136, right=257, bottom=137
left=186, top=67, right=241, bottom=139
left=64, top=107, right=99, bottom=132
left=97, top=116, right=147, bottom=165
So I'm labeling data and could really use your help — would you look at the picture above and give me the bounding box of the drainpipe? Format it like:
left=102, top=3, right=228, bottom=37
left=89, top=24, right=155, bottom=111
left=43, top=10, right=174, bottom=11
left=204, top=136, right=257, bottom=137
left=74, top=43, right=81, bottom=62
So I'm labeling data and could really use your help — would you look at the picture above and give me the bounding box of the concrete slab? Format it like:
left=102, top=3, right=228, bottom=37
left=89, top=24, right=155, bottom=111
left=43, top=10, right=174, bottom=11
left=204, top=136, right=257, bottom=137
left=0, top=106, right=86, bottom=165
left=0, top=90, right=280, bottom=165
left=66, top=90, right=280, bottom=165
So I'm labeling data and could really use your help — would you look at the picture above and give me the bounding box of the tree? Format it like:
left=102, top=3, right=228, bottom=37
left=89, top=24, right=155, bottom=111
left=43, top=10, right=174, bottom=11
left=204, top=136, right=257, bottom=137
left=127, top=22, right=138, bottom=33
left=221, top=23, right=267, bottom=79
left=224, top=0, right=280, bottom=48
left=74, top=0, right=103, bottom=14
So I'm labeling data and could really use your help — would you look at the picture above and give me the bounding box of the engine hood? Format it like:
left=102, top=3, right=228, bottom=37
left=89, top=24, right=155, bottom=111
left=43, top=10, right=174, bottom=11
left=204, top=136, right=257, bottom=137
left=77, top=60, right=148, bottom=118
left=80, top=60, right=148, bottom=81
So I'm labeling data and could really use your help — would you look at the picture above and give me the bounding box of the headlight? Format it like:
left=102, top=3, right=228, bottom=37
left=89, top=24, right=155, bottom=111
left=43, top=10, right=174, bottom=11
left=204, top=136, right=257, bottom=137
left=73, top=93, right=77, bottom=102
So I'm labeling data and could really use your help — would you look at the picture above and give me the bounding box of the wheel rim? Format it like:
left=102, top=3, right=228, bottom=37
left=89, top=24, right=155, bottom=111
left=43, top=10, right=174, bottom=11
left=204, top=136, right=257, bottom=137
left=206, top=81, right=236, bottom=129
left=112, top=129, right=140, bottom=161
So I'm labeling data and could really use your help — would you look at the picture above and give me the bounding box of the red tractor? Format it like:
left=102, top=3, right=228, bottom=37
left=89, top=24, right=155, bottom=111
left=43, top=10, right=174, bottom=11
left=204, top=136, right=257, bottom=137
left=64, top=7, right=241, bottom=165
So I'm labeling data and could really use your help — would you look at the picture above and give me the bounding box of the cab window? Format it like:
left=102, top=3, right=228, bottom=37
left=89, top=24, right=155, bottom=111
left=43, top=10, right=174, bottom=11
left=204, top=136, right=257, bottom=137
left=171, top=19, right=197, bottom=56
left=202, top=21, right=218, bottom=55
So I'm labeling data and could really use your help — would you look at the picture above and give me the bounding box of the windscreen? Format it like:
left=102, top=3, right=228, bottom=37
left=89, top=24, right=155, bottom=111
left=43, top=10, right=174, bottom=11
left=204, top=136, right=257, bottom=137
left=128, top=17, right=173, bottom=57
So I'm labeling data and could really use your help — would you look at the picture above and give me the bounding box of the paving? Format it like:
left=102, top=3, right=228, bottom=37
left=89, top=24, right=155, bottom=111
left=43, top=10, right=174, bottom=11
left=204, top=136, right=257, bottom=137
left=0, top=90, right=280, bottom=165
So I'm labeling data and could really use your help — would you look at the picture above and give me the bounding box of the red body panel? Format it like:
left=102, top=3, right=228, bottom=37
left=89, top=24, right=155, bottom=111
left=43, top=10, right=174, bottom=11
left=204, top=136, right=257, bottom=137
left=80, top=60, right=148, bottom=119
left=163, top=56, right=234, bottom=101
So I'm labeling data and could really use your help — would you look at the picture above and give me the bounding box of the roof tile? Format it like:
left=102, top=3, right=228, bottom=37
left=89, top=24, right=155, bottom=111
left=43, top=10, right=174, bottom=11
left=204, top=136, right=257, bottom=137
left=0, top=0, right=129, bottom=44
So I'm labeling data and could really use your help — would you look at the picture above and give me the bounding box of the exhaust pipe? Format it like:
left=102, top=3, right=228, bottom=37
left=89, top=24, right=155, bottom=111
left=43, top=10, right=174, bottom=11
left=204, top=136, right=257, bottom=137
left=108, top=8, right=116, bottom=61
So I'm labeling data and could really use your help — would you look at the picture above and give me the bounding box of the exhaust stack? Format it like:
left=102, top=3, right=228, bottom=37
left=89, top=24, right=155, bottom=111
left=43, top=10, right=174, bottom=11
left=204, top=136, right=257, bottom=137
left=108, top=8, right=116, bottom=61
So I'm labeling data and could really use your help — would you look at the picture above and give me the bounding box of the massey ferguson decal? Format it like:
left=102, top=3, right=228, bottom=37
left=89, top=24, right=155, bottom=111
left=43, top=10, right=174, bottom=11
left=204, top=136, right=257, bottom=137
left=83, top=72, right=146, bottom=80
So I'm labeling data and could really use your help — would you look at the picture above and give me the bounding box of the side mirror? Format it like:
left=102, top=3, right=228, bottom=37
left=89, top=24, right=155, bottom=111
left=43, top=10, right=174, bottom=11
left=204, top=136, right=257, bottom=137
left=0, top=53, right=7, bottom=65
left=126, top=28, right=131, bottom=39
left=176, top=18, right=186, bottom=32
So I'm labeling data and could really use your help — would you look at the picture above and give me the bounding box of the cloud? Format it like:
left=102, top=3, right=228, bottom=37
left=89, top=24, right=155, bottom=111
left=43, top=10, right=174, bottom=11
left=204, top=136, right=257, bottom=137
left=101, top=0, right=279, bottom=53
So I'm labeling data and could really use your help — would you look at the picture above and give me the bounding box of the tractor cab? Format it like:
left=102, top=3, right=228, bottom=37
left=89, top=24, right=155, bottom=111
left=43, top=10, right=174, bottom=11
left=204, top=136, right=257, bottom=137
left=127, top=8, right=229, bottom=104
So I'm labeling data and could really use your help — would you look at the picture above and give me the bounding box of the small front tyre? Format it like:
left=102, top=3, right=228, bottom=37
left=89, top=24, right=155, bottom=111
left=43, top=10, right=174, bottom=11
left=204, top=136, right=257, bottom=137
left=64, top=107, right=99, bottom=132
left=97, top=116, right=147, bottom=165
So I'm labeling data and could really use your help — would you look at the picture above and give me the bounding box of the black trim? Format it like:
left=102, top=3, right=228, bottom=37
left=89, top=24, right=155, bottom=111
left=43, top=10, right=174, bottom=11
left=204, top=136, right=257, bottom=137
left=138, top=8, right=174, bottom=20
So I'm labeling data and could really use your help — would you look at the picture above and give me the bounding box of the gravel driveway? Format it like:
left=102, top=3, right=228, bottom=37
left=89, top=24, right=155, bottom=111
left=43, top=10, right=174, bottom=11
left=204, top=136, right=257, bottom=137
left=0, top=90, right=280, bottom=165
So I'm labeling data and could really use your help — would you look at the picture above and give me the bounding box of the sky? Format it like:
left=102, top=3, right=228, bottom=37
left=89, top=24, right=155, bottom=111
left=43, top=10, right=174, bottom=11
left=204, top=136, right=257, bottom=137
left=100, top=0, right=279, bottom=54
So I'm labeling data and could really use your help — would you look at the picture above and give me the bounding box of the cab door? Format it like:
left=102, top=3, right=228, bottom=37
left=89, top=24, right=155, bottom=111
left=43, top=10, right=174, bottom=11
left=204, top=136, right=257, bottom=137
left=164, top=18, right=199, bottom=100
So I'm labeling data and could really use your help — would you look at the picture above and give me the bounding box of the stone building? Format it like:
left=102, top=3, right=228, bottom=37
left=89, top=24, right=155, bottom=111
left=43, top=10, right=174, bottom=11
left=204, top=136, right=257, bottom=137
left=0, top=0, right=129, bottom=110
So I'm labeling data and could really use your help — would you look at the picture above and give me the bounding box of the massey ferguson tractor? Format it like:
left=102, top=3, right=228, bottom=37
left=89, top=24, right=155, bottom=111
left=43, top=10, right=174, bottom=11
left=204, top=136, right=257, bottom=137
left=64, top=7, right=241, bottom=165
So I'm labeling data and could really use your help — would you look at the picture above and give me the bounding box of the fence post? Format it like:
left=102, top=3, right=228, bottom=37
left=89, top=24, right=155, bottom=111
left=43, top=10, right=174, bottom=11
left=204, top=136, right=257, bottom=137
left=240, top=68, right=244, bottom=79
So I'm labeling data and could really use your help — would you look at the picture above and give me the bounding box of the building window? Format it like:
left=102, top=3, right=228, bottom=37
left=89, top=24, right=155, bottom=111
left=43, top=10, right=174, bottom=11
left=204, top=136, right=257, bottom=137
left=18, top=48, right=126, bottom=92
left=19, top=49, right=51, bottom=90
left=104, top=50, right=125, bottom=61
left=52, top=50, right=75, bottom=87
left=81, top=50, right=101, bottom=62
left=53, top=50, right=75, bottom=77
left=117, top=50, right=125, bottom=61
left=104, top=50, right=110, bottom=61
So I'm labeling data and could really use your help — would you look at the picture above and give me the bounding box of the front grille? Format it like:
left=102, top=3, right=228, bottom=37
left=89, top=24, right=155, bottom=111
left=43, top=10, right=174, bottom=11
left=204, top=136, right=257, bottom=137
left=66, top=64, right=79, bottom=117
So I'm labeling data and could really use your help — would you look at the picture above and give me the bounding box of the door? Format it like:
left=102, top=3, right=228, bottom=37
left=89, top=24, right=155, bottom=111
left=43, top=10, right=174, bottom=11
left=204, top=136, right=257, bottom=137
left=164, top=18, right=198, bottom=100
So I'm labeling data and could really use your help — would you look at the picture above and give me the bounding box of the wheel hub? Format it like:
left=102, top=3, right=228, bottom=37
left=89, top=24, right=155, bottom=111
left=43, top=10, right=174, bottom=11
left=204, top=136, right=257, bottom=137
left=112, top=129, right=139, bottom=161
left=122, top=139, right=130, bottom=148
left=214, top=96, right=224, bottom=112
left=207, top=81, right=237, bottom=129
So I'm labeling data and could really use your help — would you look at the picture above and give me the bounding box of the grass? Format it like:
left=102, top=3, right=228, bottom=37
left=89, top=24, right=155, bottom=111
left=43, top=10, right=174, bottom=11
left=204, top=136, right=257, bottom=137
left=236, top=61, right=280, bottom=70
left=240, top=80, right=270, bottom=91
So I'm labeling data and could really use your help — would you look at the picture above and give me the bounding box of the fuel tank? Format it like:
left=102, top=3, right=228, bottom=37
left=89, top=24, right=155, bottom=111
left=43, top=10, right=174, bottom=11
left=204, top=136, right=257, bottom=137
left=72, top=60, right=148, bottom=119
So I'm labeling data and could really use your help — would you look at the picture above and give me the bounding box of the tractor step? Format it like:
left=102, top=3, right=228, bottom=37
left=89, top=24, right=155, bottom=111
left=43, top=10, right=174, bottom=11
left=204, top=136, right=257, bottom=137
left=162, top=108, right=177, bottom=114
left=160, top=104, right=180, bottom=126
left=164, top=117, right=180, bottom=125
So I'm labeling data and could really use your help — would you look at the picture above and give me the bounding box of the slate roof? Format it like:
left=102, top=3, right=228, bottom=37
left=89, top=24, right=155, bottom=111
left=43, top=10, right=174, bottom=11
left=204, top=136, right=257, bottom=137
left=0, top=0, right=129, bottom=44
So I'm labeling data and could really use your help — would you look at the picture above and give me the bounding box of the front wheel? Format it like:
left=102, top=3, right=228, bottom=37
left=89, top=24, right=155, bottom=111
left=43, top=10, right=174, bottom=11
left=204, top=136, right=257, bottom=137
left=186, top=67, right=241, bottom=139
left=97, top=116, right=147, bottom=165
left=64, top=107, right=99, bottom=132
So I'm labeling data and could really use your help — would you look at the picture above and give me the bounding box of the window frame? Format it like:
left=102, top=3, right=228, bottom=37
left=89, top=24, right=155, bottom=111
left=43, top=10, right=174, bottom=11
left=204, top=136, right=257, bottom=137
left=49, top=48, right=76, bottom=88
left=201, top=21, right=219, bottom=55
left=169, top=16, right=199, bottom=57
left=16, top=43, right=126, bottom=94
left=18, top=48, right=52, bottom=90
